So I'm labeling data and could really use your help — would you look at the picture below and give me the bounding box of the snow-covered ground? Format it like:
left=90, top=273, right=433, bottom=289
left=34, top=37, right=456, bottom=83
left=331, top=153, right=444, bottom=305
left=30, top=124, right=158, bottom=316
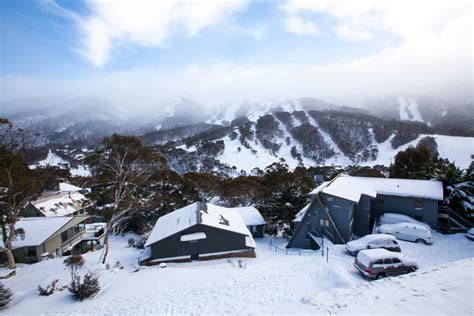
left=4, top=232, right=473, bottom=315
left=364, top=134, right=474, bottom=169
left=398, top=97, right=424, bottom=122
left=29, top=150, right=91, bottom=177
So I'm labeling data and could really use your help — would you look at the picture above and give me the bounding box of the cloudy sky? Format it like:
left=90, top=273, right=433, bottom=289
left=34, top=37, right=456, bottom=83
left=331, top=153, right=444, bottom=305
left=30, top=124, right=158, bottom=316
left=0, top=0, right=472, bottom=109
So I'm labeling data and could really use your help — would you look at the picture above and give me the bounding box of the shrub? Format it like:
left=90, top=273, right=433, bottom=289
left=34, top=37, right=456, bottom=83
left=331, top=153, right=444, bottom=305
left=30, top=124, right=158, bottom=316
left=37, top=279, right=59, bottom=296
left=63, top=255, right=85, bottom=281
left=0, top=282, right=13, bottom=309
left=69, top=273, right=100, bottom=301
left=127, top=238, right=135, bottom=247
left=135, top=238, right=146, bottom=249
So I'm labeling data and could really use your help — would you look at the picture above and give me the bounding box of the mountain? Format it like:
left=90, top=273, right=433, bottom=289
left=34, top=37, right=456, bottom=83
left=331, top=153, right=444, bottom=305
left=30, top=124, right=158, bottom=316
left=0, top=97, right=125, bottom=145
left=3, top=95, right=472, bottom=176
left=151, top=108, right=473, bottom=175
left=364, top=95, right=474, bottom=136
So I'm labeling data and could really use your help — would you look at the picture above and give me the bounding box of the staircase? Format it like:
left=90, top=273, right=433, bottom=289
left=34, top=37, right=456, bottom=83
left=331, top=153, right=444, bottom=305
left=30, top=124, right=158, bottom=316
left=438, top=205, right=472, bottom=233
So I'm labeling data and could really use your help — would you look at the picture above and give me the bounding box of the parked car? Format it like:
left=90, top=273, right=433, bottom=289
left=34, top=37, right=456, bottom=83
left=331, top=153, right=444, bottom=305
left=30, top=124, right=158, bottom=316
left=379, top=213, right=430, bottom=229
left=467, top=228, right=474, bottom=240
left=354, top=249, right=418, bottom=279
left=375, top=222, right=433, bottom=244
left=346, top=234, right=401, bottom=256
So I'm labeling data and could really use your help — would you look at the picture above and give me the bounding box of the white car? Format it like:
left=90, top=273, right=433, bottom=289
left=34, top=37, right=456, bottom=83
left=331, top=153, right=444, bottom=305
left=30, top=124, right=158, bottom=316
left=379, top=213, right=430, bottom=230
left=346, top=234, right=401, bottom=256
left=467, top=228, right=474, bottom=240
left=376, top=222, right=433, bottom=244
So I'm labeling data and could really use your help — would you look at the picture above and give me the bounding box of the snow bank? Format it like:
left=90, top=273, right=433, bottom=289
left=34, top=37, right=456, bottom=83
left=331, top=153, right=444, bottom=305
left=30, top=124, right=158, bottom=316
left=302, top=258, right=473, bottom=315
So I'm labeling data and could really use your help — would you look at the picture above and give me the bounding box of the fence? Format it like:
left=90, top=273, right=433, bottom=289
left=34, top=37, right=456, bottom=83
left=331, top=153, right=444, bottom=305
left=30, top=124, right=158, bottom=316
left=269, top=239, right=325, bottom=257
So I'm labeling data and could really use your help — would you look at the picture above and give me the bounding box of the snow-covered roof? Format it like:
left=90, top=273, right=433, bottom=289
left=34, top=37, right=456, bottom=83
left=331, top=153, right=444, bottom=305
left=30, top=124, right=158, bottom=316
left=145, top=202, right=254, bottom=247
left=59, top=182, right=82, bottom=192
left=31, top=191, right=89, bottom=217
left=234, top=206, right=266, bottom=226
left=310, top=175, right=443, bottom=203
left=293, top=203, right=310, bottom=222
left=5, top=217, right=74, bottom=249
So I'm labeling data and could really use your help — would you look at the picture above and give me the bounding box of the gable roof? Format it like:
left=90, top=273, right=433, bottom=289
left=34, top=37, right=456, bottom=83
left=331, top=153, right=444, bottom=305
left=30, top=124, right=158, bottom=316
left=145, top=202, right=253, bottom=247
left=31, top=190, right=88, bottom=217
left=59, top=182, right=82, bottom=192
left=293, top=203, right=310, bottom=222
left=4, top=217, right=76, bottom=249
left=309, top=175, right=443, bottom=203
left=234, top=206, right=266, bottom=226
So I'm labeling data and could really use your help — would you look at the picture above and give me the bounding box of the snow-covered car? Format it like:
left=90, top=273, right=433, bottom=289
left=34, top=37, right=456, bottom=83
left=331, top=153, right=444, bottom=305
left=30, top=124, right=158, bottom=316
left=467, top=228, right=474, bottom=240
left=345, top=234, right=401, bottom=256
left=354, top=249, right=418, bottom=279
left=375, top=222, right=433, bottom=244
left=378, top=213, right=430, bottom=230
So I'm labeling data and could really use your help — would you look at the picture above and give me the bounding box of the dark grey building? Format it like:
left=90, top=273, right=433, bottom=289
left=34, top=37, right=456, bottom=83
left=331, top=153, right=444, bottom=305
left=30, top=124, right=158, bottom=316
left=141, top=202, right=256, bottom=265
left=235, top=206, right=266, bottom=238
left=287, top=175, right=443, bottom=249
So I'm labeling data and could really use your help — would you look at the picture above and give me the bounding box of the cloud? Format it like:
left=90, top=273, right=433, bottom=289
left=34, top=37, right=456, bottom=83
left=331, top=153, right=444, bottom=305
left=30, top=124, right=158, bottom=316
left=49, top=0, right=249, bottom=67
left=281, top=0, right=472, bottom=42
left=284, top=16, right=320, bottom=36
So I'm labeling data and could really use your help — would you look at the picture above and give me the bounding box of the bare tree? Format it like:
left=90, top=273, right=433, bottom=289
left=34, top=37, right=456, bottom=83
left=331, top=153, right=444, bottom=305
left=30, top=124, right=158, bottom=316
left=87, top=134, right=166, bottom=264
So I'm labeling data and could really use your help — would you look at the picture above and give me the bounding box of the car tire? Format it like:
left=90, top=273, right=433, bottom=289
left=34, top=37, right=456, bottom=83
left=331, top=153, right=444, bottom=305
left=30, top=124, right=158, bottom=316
left=376, top=273, right=386, bottom=280
left=415, top=239, right=426, bottom=244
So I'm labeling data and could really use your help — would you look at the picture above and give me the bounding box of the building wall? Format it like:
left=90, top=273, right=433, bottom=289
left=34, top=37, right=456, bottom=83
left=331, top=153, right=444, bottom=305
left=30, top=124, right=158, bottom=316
left=248, top=225, right=265, bottom=238
left=149, top=224, right=250, bottom=260
left=373, top=194, right=439, bottom=229
left=23, top=204, right=44, bottom=217
left=12, top=216, right=88, bottom=264
left=353, top=195, right=372, bottom=237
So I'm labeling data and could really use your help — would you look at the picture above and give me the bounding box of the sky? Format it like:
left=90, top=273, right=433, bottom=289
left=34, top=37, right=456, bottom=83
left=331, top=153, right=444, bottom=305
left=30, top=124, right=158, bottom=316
left=0, top=0, right=472, bottom=110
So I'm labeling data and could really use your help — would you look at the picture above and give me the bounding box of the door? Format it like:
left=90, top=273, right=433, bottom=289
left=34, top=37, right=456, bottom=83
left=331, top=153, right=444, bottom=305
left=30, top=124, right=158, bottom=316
left=190, top=241, right=199, bottom=260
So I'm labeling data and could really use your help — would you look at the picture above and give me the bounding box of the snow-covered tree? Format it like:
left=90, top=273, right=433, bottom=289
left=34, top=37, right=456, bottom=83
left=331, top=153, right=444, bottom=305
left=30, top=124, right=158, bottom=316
left=86, top=134, right=166, bottom=264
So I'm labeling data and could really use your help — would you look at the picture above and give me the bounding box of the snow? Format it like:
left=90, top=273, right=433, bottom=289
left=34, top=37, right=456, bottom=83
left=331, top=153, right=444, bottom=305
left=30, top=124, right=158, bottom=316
left=302, top=258, right=472, bottom=315
left=4, top=232, right=473, bottom=315
left=293, top=203, right=310, bottom=222
left=366, top=133, right=474, bottom=169
left=69, top=165, right=91, bottom=177
left=398, top=97, right=423, bottom=122
left=59, top=183, right=82, bottom=192
left=356, top=248, right=412, bottom=266
left=350, top=233, right=396, bottom=244
left=3, top=217, right=73, bottom=249
left=31, top=191, right=88, bottom=217
left=180, top=232, right=206, bottom=242
left=312, top=174, right=443, bottom=203
left=202, top=204, right=254, bottom=237
left=234, top=206, right=266, bottom=226
left=144, top=203, right=254, bottom=247
left=308, top=115, right=352, bottom=166
left=218, top=133, right=283, bottom=172
left=379, top=213, right=430, bottom=229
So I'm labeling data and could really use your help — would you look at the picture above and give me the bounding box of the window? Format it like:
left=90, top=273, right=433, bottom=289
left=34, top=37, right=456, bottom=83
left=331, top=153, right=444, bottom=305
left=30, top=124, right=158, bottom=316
left=61, top=231, right=68, bottom=242
left=327, top=197, right=333, bottom=202
left=392, top=258, right=402, bottom=264
left=320, top=219, right=329, bottom=227
left=372, top=259, right=383, bottom=267
left=377, top=196, right=384, bottom=205
left=383, top=258, right=392, bottom=265
left=251, top=226, right=257, bottom=233
left=26, top=246, right=36, bottom=257
left=414, top=199, right=423, bottom=210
